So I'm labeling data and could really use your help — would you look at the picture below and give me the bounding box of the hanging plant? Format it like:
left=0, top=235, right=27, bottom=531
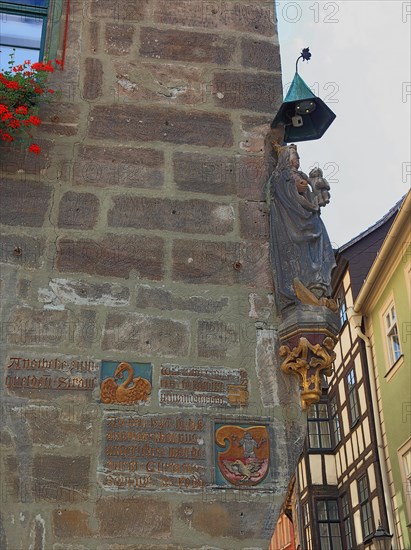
left=0, top=51, right=62, bottom=155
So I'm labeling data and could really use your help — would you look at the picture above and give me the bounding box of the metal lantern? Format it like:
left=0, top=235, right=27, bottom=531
left=271, top=48, right=336, bottom=143
left=372, top=522, right=393, bottom=550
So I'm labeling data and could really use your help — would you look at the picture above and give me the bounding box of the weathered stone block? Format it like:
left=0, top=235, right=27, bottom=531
left=178, top=501, right=277, bottom=540
left=3, top=457, right=20, bottom=501
left=88, top=21, right=99, bottom=53
left=38, top=278, right=130, bottom=308
left=88, top=105, right=233, bottom=148
left=241, top=38, right=281, bottom=71
left=153, top=0, right=276, bottom=36
left=89, top=0, right=150, bottom=21
left=105, top=24, right=134, bottom=55
left=53, top=509, right=92, bottom=538
left=73, top=145, right=164, bottom=189
left=24, top=405, right=93, bottom=447
left=113, top=61, right=205, bottom=106
left=58, top=191, right=99, bottom=229
left=140, top=27, right=235, bottom=65
left=136, top=285, right=228, bottom=314
left=239, top=115, right=269, bottom=153
left=0, top=140, right=52, bottom=175
left=57, top=235, right=164, bottom=280
left=0, top=180, right=51, bottom=227
left=212, top=71, right=282, bottom=113
left=0, top=234, right=46, bottom=268
left=4, top=307, right=69, bottom=347
left=108, top=196, right=234, bottom=235
left=74, top=309, right=99, bottom=348
left=32, top=455, right=90, bottom=502
left=239, top=201, right=269, bottom=240
left=197, top=320, right=240, bottom=359
left=38, top=102, right=81, bottom=136
left=172, top=239, right=272, bottom=289
left=103, top=313, right=190, bottom=357
left=96, top=498, right=172, bottom=538
left=173, top=151, right=267, bottom=200
left=83, top=58, right=103, bottom=100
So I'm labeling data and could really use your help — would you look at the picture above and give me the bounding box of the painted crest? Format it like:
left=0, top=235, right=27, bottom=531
left=100, top=361, right=152, bottom=405
left=215, top=425, right=269, bottom=486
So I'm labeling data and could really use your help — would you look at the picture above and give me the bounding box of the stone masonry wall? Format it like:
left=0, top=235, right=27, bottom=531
left=0, top=1, right=306, bottom=548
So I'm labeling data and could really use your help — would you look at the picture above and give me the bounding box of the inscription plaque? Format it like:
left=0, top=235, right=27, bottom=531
left=159, top=364, right=249, bottom=408
left=100, top=413, right=211, bottom=491
left=5, top=356, right=99, bottom=393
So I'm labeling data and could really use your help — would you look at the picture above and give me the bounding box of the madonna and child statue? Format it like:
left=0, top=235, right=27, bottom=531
left=266, top=133, right=337, bottom=315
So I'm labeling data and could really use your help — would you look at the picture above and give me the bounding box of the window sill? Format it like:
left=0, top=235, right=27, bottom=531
left=384, top=354, right=404, bottom=382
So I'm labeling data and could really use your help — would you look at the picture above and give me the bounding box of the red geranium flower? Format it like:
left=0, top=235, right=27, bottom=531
left=8, top=119, right=21, bottom=129
left=27, top=115, right=41, bottom=126
left=15, top=106, right=28, bottom=115
left=29, top=143, right=41, bottom=154
left=5, top=81, right=20, bottom=90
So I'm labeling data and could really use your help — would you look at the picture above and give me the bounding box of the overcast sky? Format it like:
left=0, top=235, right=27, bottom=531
left=276, top=0, right=411, bottom=248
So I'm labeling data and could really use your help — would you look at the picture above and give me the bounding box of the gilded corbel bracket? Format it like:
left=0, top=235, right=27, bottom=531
left=280, top=336, right=336, bottom=410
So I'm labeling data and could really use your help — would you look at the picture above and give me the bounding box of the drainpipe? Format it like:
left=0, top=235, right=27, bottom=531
left=347, top=306, right=396, bottom=540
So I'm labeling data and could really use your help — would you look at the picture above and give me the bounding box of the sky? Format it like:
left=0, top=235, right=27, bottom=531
left=276, top=0, right=411, bottom=248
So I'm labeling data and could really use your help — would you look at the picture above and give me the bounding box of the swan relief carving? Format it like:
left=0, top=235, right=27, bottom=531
left=100, top=362, right=151, bottom=404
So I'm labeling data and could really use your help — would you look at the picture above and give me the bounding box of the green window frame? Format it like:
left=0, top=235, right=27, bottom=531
left=0, top=0, right=62, bottom=69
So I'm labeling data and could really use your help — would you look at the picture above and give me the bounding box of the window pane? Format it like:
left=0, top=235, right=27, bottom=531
left=322, top=433, right=331, bottom=448
left=327, top=500, right=339, bottom=520
left=2, top=0, right=48, bottom=6
left=309, top=423, right=320, bottom=448
left=308, top=405, right=318, bottom=419
left=317, top=500, right=327, bottom=520
left=359, top=476, right=368, bottom=501
left=392, top=332, right=401, bottom=360
left=0, top=12, right=43, bottom=48
left=341, top=495, right=348, bottom=516
left=319, top=528, right=331, bottom=550
left=349, top=392, right=359, bottom=422
left=385, top=313, right=391, bottom=330
left=333, top=417, right=341, bottom=444
left=0, top=44, right=40, bottom=72
left=318, top=404, right=328, bottom=418
left=343, top=518, right=353, bottom=548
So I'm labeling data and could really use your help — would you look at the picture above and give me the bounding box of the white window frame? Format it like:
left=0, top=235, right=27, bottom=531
left=398, top=438, right=411, bottom=526
left=380, top=297, right=402, bottom=371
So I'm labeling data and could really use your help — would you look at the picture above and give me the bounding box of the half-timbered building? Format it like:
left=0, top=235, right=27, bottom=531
left=282, top=200, right=404, bottom=550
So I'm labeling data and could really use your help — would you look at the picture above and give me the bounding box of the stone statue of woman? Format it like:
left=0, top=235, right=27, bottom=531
left=267, top=141, right=336, bottom=313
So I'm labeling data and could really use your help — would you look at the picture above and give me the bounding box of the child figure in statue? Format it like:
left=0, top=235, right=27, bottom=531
left=309, top=166, right=331, bottom=207
left=268, top=141, right=336, bottom=312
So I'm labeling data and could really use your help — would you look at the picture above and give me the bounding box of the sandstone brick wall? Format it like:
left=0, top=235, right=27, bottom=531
left=0, top=1, right=306, bottom=548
